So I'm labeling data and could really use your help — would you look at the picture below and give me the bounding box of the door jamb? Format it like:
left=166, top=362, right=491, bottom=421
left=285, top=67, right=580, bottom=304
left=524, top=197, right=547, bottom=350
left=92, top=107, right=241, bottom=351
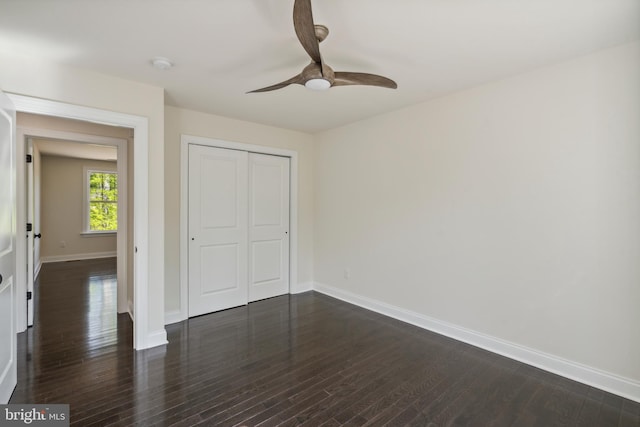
left=174, top=134, right=298, bottom=324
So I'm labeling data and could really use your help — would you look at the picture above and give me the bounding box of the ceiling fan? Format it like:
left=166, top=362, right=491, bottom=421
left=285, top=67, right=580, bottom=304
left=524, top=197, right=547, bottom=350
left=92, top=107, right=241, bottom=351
left=249, top=0, right=397, bottom=93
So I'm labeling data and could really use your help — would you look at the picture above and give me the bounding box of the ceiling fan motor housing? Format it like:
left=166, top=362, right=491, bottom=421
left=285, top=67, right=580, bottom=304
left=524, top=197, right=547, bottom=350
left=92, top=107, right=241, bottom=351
left=303, top=62, right=334, bottom=85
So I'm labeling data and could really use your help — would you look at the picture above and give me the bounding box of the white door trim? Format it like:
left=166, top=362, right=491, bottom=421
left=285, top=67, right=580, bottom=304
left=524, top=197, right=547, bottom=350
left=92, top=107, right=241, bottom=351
left=15, top=127, right=128, bottom=331
left=8, top=93, right=157, bottom=350
left=175, top=134, right=298, bottom=324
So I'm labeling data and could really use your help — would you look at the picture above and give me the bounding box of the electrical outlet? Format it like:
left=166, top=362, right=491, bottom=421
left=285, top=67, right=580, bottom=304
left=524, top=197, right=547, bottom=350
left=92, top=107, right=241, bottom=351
left=344, top=268, right=351, bottom=280
left=60, top=240, right=66, bottom=248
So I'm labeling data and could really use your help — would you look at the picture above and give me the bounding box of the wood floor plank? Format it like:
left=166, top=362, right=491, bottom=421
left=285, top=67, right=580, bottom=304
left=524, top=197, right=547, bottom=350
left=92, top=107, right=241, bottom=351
left=192, top=328, right=403, bottom=426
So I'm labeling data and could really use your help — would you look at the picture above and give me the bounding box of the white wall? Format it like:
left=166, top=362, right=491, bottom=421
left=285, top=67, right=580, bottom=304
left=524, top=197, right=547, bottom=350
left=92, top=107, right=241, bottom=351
left=40, top=156, right=117, bottom=261
left=164, top=106, right=314, bottom=316
left=1, top=53, right=166, bottom=344
left=314, top=42, right=640, bottom=390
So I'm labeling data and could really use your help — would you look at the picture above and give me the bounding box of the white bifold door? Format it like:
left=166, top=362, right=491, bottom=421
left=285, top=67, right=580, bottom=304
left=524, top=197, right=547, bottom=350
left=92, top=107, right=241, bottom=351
left=188, top=145, right=290, bottom=317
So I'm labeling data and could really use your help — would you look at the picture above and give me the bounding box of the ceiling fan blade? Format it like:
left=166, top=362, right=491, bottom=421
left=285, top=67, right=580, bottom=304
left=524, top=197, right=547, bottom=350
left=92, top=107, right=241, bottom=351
left=247, top=75, right=304, bottom=93
left=293, top=0, right=322, bottom=65
left=333, top=72, right=398, bottom=89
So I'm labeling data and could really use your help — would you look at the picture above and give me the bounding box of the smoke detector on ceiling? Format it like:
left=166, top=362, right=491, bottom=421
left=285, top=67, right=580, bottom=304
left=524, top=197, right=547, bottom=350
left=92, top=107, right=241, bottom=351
left=151, top=57, right=173, bottom=70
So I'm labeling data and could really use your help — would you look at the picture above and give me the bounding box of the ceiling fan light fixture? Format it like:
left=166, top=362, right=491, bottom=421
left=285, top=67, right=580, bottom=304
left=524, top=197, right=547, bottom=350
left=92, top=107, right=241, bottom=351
left=305, top=78, right=331, bottom=91
left=248, top=0, right=396, bottom=94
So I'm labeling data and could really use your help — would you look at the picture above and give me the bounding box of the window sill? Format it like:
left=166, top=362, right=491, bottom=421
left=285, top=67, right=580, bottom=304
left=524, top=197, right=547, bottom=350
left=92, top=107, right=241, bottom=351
left=81, top=231, right=117, bottom=237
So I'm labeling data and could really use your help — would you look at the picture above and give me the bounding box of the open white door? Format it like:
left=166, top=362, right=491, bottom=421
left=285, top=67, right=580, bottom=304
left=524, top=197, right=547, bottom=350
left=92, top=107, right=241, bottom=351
left=248, top=153, right=290, bottom=302
left=25, top=139, right=34, bottom=327
left=188, top=145, right=248, bottom=317
left=0, top=90, right=17, bottom=403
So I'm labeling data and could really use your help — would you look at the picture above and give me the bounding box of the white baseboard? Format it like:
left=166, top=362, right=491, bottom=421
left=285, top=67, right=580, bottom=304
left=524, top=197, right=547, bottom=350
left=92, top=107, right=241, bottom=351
left=290, top=281, right=314, bottom=294
left=41, top=251, right=117, bottom=264
left=313, top=281, right=640, bottom=403
left=142, top=329, right=168, bottom=350
left=165, top=309, right=186, bottom=325
left=128, top=300, right=134, bottom=322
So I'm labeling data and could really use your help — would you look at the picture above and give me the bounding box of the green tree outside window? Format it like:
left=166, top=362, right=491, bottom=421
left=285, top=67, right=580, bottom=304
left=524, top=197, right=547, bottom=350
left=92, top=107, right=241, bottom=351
left=89, top=172, right=118, bottom=231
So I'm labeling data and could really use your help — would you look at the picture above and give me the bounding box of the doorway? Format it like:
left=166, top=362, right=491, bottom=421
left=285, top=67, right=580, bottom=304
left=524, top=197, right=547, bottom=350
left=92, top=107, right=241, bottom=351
left=9, top=94, right=161, bottom=350
left=18, top=122, right=128, bottom=329
left=33, top=135, right=126, bottom=326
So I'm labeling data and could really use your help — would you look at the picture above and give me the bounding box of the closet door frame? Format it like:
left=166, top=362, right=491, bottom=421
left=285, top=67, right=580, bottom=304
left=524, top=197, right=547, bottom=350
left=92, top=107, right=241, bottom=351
left=175, top=134, right=298, bottom=324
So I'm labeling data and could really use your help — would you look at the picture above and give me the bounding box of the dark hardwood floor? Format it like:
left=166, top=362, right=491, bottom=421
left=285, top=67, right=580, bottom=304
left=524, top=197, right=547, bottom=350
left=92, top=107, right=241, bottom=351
left=10, top=258, right=640, bottom=426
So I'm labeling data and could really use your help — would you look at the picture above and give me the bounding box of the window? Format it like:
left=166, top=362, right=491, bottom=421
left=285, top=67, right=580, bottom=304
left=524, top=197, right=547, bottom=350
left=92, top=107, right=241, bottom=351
left=84, top=169, right=118, bottom=233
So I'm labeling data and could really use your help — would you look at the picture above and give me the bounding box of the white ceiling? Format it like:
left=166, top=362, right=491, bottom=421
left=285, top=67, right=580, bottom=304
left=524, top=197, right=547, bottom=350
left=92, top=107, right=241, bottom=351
left=1, top=0, right=638, bottom=133
left=35, top=139, right=117, bottom=162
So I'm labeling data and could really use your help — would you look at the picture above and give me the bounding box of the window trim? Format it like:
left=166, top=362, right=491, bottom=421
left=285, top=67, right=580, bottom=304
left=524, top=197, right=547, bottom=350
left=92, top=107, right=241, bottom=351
left=83, top=167, right=118, bottom=235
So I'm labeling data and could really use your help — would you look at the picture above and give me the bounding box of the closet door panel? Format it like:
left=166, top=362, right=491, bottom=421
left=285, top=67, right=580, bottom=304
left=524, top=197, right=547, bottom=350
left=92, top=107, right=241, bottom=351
left=188, top=145, right=248, bottom=316
left=248, top=153, right=290, bottom=302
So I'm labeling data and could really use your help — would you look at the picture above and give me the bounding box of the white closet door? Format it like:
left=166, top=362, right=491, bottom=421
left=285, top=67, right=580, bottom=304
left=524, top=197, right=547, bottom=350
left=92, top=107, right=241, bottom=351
left=188, top=145, right=248, bottom=317
left=248, top=153, right=290, bottom=302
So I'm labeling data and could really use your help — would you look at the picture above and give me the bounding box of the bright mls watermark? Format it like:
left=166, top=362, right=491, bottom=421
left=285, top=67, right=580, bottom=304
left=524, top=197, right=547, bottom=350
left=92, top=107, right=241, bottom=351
left=0, top=405, right=69, bottom=426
